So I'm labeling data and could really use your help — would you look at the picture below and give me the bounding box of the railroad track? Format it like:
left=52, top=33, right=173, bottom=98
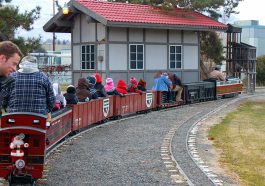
left=163, top=92, right=264, bottom=186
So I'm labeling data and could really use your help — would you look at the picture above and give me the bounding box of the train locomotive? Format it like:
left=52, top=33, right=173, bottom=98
left=0, top=78, right=243, bottom=185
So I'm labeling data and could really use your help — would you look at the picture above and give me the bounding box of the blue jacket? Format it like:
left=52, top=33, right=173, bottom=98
left=152, top=75, right=172, bottom=91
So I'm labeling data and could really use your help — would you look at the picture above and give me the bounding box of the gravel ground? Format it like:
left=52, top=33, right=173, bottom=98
left=41, top=98, right=235, bottom=186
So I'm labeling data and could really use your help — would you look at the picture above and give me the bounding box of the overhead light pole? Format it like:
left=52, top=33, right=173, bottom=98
left=53, top=0, right=56, bottom=52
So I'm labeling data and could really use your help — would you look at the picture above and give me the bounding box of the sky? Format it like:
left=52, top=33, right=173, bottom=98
left=6, top=0, right=265, bottom=41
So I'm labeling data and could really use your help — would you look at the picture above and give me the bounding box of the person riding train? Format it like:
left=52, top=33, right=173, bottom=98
left=209, top=65, right=225, bottom=81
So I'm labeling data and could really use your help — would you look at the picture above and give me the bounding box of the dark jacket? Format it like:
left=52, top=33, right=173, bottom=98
left=0, top=76, right=15, bottom=116
left=94, top=83, right=108, bottom=97
left=169, top=74, right=182, bottom=89
left=63, top=86, right=78, bottom=104
left=76, top=78, right=91, bottom=102
left=106, top=88, right=123, bottom=96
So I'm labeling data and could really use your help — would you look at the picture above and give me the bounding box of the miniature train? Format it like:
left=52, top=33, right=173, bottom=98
left=0, top=79, right=243, bottom=185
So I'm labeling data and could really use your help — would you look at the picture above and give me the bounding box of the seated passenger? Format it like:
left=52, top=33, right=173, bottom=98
left=94, top=73, right=107, bottom=97
left=52, top=83, right=66, bottom=111
left=127, top=76, right=142, bottom=94
left=168, top=73, right=183, bottom=102
left=104, top=77, right=123, bottom=96
left=76, top=78, right=91, bottom=102
left=209, top=65, right=225, bottom=81
left=152, top=71, right=172, bottom=103
left=63, top=85, right=78, bottom=105
left=86, top=75, right=98, bottom=100
left=137, top=79, right=147, bottom=92
left=116, top=79, right=128, bottom=94
left=2, top=56, right=55, bottom=123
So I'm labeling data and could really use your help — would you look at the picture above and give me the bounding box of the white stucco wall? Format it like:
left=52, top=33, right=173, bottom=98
left=97, top=23, right=106, bottom=42
left=73, top=45, right=80, bottom=70
left=183, top=31, right=198, bottom=44
left=146, top=45, right=167, bottom=70
left=109, top=44, right=127, bottom=70
left=169, top=30, right=182, bottom=43
left=97, top=44, right=106, bottom=71
left=109, top=28, right=127, bottom=41
left=81, top=15, right=96, bottom=42
left=129, top=28, right=144, bottom=42
left=72, top=15, right=80, bottom=43
left=145, top=29, right=167, bottom=43
left=183, top=46, right=198, bottom=69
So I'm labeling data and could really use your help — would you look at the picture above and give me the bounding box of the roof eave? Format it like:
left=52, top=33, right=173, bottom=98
left=72, top=0, right=108, bottom=25
left=106, top=21, right=228, bottom=32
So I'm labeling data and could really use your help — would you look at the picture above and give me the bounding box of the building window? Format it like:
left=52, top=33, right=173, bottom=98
left=81, top=45, right=95, bottom=70
left=169, top=45, right=182, bottom=69
left=130, top=44, right=144, bottom=70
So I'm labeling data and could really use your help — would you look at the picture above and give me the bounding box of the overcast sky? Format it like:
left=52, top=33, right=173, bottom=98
left=7, top=0, right=265, bottom=41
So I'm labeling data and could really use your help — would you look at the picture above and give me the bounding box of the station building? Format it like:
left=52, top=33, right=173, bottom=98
left=44, top=0, right=227, bottom=88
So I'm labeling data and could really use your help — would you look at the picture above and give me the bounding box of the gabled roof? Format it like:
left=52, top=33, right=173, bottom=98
left=44, top=0, right=227, bottom=33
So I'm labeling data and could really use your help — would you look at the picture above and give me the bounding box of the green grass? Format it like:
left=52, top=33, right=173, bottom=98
left=209, top=101, right=265, bottom=186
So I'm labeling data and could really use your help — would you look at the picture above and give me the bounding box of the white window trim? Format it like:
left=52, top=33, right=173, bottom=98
left=81, top=44, right=95, bottom=70
left=129, top=44, right=144, bottom=70
left=169, top=45, right=182, bottom=69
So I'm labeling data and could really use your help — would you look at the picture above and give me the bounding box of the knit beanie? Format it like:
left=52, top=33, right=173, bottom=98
left=104, top=77, right=114, bottom=91
left=130, top=76, right=138, bottom=87
left=94, top=73, right=102, bottom=83
left=87, top=75, right=96, bottom=85
left=66, top=85, right=76, bottom=94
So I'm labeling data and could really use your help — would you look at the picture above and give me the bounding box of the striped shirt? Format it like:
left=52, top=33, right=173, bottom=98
left=2, top=71, right=55, bottom=115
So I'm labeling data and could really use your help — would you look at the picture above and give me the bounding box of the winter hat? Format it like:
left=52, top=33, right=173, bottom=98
left=87, top=75, right=96, bottom=85
left=116, top=80, right=128, bottom=94
left=18, top=56, right=39, bottom=73
left=138, top=79, right=146, bottom=87
left=66, top=85, right=76, bottom=94
left=77, top=78, right=89, bottom=89
left=94, top=73, right=102, bottom=83
left=130, top=76, right=138, bottom=86
left=104, top=77, right=114, bottom=91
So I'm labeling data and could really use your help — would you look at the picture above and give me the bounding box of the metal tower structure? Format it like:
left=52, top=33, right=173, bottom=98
left=226, top=24, right=256, bottom=93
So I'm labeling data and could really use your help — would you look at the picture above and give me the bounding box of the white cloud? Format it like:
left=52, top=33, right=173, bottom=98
left=234, top=0, right=265, bottom=25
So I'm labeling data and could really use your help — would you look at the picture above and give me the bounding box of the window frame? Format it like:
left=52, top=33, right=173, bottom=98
left=81, top=44, right=96, bottom=70
left=129, top=44, right=144, bottom=70
left=169, top=45, right=182, bottom=69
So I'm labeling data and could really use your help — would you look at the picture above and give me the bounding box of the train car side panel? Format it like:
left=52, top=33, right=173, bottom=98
left=46, top=109, right=72, bottom=150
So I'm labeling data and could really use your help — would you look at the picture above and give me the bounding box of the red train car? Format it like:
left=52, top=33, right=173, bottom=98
left=216, top=78, right=243, bottom=98
left=0, top=112, right=47, bottom=185
left=46, top=108, right=72, bottom=150
left=71, top=97, right=114, bottom=132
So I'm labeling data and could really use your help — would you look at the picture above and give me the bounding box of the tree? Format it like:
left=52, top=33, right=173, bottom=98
left=0, top=1, right=41, bottom=55
left=200, top=31, right=225, bottom=65
left=256, top=55, right=265, bottom=86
